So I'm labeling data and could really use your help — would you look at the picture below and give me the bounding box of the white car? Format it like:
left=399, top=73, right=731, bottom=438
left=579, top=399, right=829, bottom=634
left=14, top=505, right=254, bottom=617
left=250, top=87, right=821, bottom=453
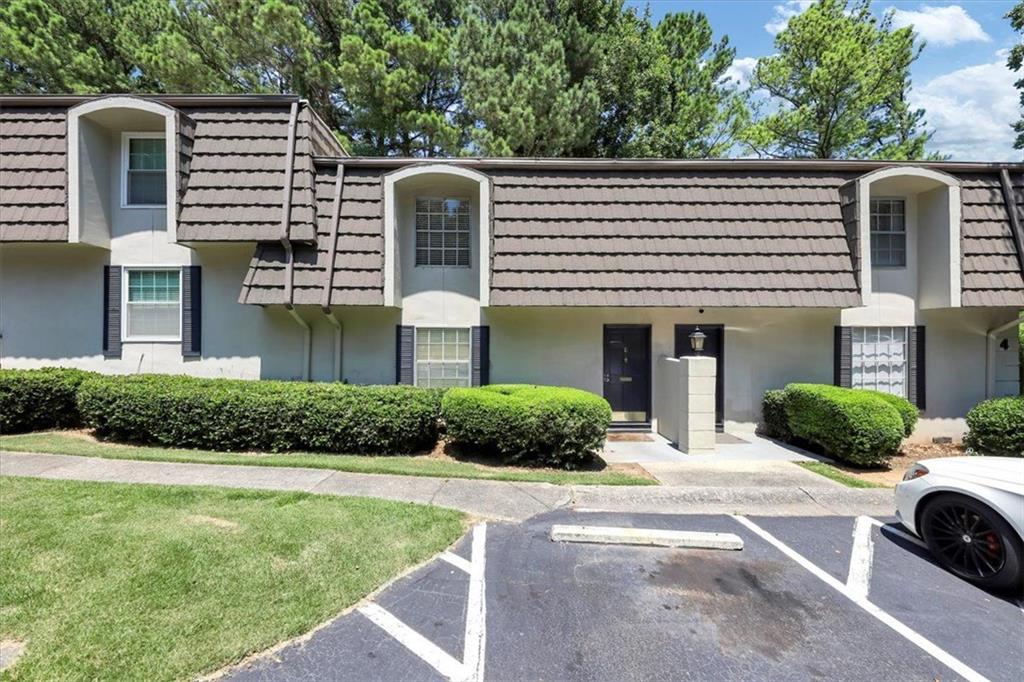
left=896, top=456, right=1024, bottom=592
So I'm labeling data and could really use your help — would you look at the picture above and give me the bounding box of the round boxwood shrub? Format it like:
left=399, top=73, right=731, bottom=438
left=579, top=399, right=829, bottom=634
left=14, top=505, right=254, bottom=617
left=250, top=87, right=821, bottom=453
left=76, top=374, right=443, bottom=454
left=964, top=396, right=1024, bottom=457
left=761, top=389, right=792, bottom=441
left=441, top=384, right=612, bottom=469
left=0, top=367, right=98, bottom=433
left=865, top=390, right=918, bottom=437
left=783, top=383, right=904, bottom=467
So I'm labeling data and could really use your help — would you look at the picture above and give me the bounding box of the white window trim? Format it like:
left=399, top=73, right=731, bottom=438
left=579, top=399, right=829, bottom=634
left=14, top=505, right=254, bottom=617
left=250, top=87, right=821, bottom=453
left=383, top=164, right=491, bottom=307
left=868, top=195, right=907, bottom=270
left=121, top=265, right=183, bottom=343
left=120, top=132, right=168, bottom=209
left=414, top=195, right=472, bottom=269
left=855, top=166, right=960, bottom=305
left=67, top=96, right=180, bottom=246
left=413, top=326, right=472, bottom=388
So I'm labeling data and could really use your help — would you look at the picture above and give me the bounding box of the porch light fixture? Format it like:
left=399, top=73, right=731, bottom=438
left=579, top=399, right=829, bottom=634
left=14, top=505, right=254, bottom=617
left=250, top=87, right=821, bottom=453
left=689, top=326, right=706, bottom=354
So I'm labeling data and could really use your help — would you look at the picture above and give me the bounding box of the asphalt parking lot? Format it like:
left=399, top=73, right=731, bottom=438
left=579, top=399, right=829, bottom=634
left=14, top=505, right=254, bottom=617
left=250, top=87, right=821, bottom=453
left=227, top=510, right=1024, bottom=682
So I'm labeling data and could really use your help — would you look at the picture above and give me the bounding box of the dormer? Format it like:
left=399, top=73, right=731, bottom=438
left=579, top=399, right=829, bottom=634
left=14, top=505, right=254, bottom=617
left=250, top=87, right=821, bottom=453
left=842, top=166, right=962, bottom=310
left=382, top=164, right=492, bottom=314
left=67, top=96, right=184, bottom=247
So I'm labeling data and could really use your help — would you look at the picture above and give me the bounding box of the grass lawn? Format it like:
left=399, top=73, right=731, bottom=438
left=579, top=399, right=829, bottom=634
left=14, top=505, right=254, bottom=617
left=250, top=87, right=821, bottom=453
left=0, top=432, right=655, bottom=486
left=0, top=476, right=465, bottom=681
left=796, top=461, right=889, bottom=489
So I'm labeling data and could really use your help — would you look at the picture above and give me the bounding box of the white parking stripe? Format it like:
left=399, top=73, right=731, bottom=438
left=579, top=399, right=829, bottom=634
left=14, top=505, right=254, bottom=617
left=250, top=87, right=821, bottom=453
left=846, top=516, right=875, bottom=601
left=440, top=551, right=472, bottom=574
left=733, top=515, right=990, bottom=682
left=865, top=517, right=929, bottom=550
left=463, top=523, right=488, bottom=682
left=358, top=603, right=467, bottom=681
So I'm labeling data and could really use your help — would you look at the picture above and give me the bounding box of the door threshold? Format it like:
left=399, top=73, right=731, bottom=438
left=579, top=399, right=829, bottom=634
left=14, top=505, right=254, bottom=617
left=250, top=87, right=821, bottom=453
left=608, top=421, right=652, bottom=433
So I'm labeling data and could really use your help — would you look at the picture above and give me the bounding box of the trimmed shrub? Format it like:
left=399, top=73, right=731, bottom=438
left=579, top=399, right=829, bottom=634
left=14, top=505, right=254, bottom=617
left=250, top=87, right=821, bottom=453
left=0, top=367, right=98, bottom=433
left=761, top=389, right=792, bottom=441
left=442, top=384, right=612, bottom=468
left=866, top=390, right=918, bottom=437
left=964, top=396, right=1024, bottom=457
left=76, top=374, right=443, bottom=454
left=783, top=383, right=904, bottom=467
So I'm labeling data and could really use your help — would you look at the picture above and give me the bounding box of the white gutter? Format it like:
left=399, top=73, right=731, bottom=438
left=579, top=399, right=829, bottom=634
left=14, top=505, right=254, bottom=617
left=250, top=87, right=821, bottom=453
left=322, top=309, right=343, bottom=382
left=286, top=307, right=312, bottom=382
left=985, top=316, right=1022, bottom=398
left=278, top=101, right=312, bottom=381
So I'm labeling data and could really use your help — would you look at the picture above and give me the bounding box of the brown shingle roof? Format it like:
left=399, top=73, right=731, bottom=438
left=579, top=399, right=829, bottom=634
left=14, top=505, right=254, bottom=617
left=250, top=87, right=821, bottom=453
left=0, top=107, right=68, bottom=241
left=961, top=171, right=1024, bottom=306
left=0, top=95, right=342, bottom=244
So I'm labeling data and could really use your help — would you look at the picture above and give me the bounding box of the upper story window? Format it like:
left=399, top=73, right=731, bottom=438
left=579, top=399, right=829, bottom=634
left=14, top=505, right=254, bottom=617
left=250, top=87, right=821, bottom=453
left=122, top=134, right=167, bottom=207
left=870, top=198, right=906, bottom=267
left=415, top=197, right=470, bottom=267
left=125, top=267, right=180, bottom=340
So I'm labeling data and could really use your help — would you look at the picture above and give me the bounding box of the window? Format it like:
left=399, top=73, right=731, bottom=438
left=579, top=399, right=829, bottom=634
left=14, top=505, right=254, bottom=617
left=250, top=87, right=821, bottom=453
left=415, top=198, right=470, bottom=267
left=123, top=134, right=167, bottom=206
left=852, top=327, right=907, bottom=397
left=415, top=328, right=470, bottom=388
left=125, top=268, right=180, bottom=340
left=870, top=198, right=906, bottom=267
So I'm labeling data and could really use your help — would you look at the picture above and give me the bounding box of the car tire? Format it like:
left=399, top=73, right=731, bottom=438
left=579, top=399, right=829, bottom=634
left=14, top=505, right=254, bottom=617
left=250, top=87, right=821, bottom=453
left=920, top=493, right=1023, bottom=594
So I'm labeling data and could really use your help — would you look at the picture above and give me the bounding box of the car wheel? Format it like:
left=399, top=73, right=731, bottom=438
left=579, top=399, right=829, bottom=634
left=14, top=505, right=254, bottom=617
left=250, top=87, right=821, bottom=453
left=920, top=493, right=1023, bottom=594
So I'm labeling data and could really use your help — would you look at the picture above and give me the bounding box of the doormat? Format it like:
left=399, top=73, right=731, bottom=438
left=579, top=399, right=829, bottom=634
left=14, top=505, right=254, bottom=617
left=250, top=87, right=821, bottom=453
left=715, top=433, right=749, bottom=445
left=606, top=433, right=655, bottom=442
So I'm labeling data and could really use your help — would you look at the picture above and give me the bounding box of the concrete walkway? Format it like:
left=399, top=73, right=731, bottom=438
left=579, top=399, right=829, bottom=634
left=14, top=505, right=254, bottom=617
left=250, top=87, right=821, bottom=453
left=0, top=450, right=894, bottom=520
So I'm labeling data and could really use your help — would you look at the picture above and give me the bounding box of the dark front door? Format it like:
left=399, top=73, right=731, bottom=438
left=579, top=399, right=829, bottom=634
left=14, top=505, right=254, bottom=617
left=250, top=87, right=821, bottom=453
left=675, top=324, right=725, bottom=429
left=603, top=326, right=651, bottom=423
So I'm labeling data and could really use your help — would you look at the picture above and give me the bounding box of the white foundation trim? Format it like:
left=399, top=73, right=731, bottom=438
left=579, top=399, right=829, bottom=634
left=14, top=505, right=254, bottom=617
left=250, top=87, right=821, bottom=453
left=67, top=96, right=179, bottom=246
left=382, top=164, right=492, bottom=308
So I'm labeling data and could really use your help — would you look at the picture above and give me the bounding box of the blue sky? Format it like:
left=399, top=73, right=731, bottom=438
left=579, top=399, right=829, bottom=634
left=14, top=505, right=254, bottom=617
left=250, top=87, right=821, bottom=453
left=625, top=1, right=1022, bottom=160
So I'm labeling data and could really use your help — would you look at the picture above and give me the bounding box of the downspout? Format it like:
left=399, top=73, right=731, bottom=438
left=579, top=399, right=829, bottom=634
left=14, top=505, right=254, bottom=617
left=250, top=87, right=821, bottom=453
left=998, top=169, right=1024, bottom=278
left=985, top=316, right=1022, bottom=398
left=321, top=163, right=346, bottom=382
left=279, top=100, right=310, bottom=381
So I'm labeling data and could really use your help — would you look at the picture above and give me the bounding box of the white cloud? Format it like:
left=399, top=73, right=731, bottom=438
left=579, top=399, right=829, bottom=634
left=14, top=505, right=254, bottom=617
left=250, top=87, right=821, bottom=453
left=911, top=58, right=1019, bottom=160
left=888, top=5, right=990, bottom=46
left=764, top=1, right=815, bottom=35
left=724, top=57, right=759, bottom=89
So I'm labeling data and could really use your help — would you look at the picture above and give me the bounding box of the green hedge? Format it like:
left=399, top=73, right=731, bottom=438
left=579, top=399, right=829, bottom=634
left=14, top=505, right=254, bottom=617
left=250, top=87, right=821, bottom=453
left=441, top=384, right=612, bottom=468
left=866, top=391, right=918, bottom=437
left=761, top=389, right=792, bottom=441
left=0, top=368, right=98, bottom=434
left=781, top=384, right=905, bottom=467
left=964, top=396, right=1024, bottom=457
left=76, top=374, right=443, bottom=454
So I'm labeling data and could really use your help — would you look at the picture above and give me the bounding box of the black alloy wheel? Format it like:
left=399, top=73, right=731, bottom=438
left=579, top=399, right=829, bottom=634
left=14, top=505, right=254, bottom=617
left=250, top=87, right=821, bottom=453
left=921, top=493, right=1023, bottom=594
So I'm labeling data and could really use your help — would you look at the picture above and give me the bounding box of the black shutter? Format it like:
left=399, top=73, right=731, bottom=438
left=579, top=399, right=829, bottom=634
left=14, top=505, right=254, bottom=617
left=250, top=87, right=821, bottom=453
left=471, top=326, right=490, bottom=386
left=834, top=326, right=852, bottom=388
left=103, top=266, right=122, bottom=359
left=396, top=325, right=414, bottom=385
left=181, top=266, right=201, bottom=357
left=907, top=325, right=926, bottom=410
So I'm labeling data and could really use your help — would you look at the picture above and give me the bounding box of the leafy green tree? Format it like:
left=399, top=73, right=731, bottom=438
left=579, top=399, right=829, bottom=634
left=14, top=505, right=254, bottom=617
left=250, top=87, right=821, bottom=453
left=745, top=0, right=933, bottom=159
left=0, top=0, right=148, bottom=92
left=455, top=0, right=617, bottom=156
left=336, top=0, right=463, bottom=156
left=1007, top=2, right=1024, bottom=150
left=619, top=11, right=748, bottom=158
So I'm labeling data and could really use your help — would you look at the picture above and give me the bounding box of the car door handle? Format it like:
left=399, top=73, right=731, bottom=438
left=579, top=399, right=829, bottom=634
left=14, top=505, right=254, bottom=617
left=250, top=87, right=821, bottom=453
left=620, top=376, right=632, bottom=382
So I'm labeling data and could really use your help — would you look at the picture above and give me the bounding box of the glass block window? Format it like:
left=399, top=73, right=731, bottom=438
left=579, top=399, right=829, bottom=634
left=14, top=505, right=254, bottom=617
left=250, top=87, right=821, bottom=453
left=852, top=327, right=907, bottom=397
left=125, top=136, right=167, bottom=206
left=870, top=198, right=906, bottom=267
left=126, top=268, right=180, bottom=339
left=415, top=198, right=470, bottom=267
left=415, top=328, right=470, bottom=388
